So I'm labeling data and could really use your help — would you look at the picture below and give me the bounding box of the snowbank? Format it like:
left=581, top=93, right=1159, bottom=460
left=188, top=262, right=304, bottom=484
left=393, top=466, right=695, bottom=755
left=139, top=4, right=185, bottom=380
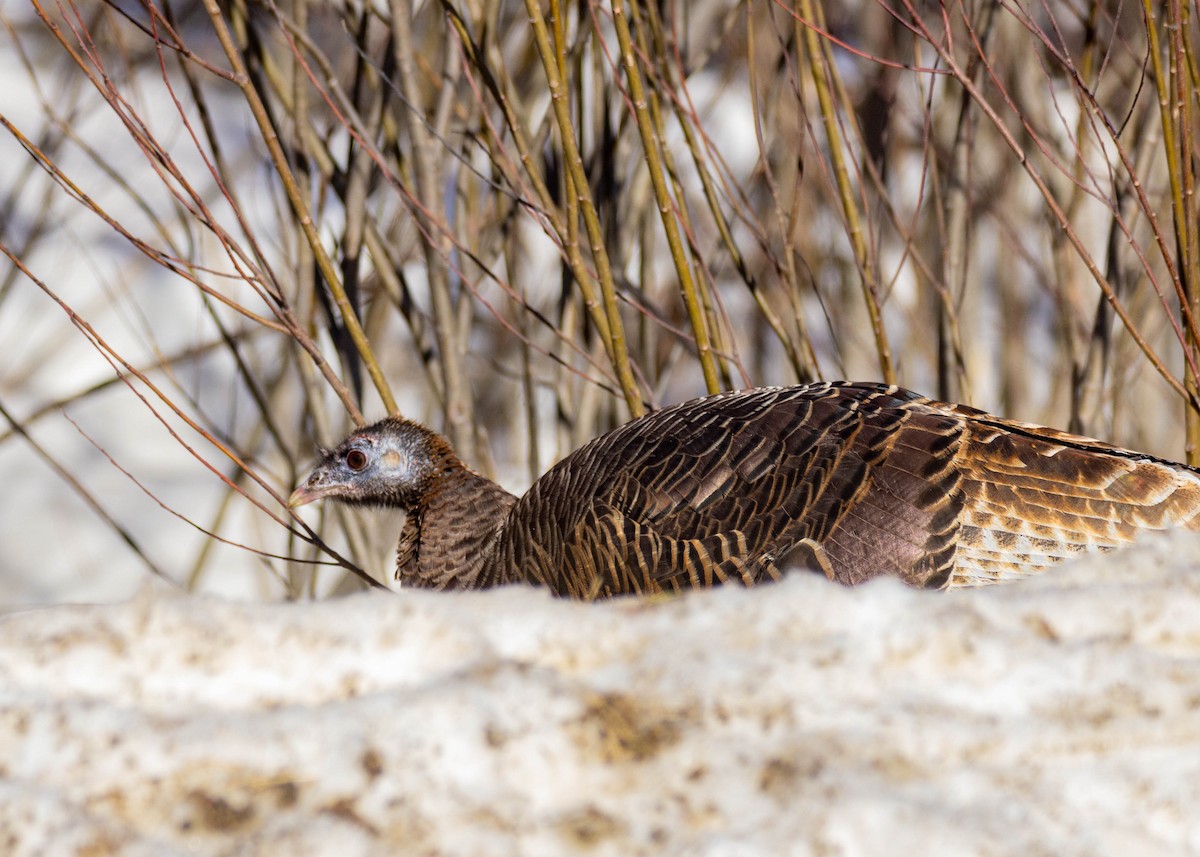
left=2, top=532, right=1199, bottom=856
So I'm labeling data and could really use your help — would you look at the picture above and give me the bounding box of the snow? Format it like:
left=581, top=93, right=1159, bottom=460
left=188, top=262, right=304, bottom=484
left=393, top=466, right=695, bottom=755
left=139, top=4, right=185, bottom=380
left=2, top=532, right=1200, bottom=856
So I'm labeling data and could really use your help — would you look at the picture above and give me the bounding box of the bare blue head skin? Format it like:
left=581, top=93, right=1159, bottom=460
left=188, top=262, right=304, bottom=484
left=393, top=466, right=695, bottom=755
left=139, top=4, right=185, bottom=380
left=288, top=417, right=452, bottom=511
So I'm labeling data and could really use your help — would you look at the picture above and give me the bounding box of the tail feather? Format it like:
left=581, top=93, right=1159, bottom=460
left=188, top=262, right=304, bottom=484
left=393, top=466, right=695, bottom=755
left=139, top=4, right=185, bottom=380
left=946, top=418, right=1200, bottom=586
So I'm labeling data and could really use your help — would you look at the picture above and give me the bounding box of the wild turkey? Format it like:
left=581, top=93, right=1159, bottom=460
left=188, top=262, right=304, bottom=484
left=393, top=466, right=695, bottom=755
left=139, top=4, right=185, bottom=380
left=289, top=382, right=1200, bottom=598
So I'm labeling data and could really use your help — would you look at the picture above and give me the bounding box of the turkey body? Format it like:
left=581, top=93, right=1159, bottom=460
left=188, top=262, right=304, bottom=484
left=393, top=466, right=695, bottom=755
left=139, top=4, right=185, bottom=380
left=290, top=382, right=1200, bottom=598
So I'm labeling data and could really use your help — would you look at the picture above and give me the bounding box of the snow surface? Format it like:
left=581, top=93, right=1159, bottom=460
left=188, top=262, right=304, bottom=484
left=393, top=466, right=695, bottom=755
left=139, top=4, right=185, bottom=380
left=2, top=532, right=1200, bottom=856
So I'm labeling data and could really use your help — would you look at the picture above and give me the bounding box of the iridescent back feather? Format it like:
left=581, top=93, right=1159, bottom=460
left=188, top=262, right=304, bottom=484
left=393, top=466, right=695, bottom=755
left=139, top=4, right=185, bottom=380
left=484, top=383, right=1200, bottom=597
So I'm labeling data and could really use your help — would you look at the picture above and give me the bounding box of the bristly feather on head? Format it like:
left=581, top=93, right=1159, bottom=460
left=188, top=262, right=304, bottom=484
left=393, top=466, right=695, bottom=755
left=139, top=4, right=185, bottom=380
left=289, top=417, right=449, bottom=510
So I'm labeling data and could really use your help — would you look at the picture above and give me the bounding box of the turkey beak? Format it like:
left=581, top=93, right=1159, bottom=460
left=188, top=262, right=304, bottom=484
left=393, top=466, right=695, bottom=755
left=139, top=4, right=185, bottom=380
left=288, top=474, right=337, bottom=508
left=288, top=485, right=320, bottom=508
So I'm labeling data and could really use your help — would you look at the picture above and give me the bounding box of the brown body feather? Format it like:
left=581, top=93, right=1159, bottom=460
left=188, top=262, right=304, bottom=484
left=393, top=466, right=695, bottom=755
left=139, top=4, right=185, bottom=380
left=291, top=383, right=1200, bottom=598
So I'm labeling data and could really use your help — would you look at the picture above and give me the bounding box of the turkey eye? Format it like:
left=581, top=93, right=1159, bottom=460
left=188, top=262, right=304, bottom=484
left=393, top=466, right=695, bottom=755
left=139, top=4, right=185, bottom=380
left=345, top=449, right=368, bottom=471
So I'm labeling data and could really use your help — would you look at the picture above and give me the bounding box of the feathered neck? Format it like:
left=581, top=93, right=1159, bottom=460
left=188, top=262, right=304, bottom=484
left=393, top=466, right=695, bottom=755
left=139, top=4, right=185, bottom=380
left=394, top=434, right=518, bottom=590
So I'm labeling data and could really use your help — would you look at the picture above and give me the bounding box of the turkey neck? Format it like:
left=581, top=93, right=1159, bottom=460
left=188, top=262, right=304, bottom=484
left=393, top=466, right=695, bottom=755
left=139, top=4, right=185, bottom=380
left=396, top=452, right=518, bottom=590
